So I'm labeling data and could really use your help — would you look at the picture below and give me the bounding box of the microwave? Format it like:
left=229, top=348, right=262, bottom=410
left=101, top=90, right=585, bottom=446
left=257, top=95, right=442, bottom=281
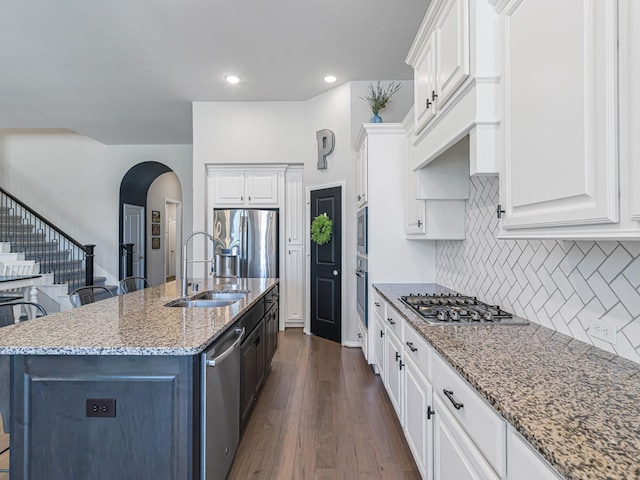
left=357, top=207, right=368, bottom=255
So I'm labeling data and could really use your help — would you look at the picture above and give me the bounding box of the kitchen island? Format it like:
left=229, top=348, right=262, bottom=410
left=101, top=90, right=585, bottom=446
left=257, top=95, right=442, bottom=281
left=0, top=277, right=279, bottom=480
left=375, top=283, right=640, bottom=480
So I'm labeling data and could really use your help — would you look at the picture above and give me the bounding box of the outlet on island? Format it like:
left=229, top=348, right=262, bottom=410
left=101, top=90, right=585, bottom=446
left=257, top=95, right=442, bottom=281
left=86, top=398, right=117, bottom=418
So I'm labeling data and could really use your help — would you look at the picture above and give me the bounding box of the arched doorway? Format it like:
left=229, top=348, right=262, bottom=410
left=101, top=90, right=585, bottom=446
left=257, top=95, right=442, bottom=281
left=119, top=162, right=182, bottom=285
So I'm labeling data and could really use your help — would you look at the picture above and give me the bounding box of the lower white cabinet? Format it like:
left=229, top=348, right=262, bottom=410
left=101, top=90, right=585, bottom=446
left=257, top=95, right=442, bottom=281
left=385, top=326, right=404, bottom=420
left=373, top=312, right=386, bottom=381
left=357, top=318, right=368, bottom=361
left=433, top=395, right=500, bottom=480
left=404, top=354, right=434, bottom=480
left=506, top=426, right=563, bottom=480
left=285, top=246, right=304, bottom=325
left=373, top=295, right=564, bottom=480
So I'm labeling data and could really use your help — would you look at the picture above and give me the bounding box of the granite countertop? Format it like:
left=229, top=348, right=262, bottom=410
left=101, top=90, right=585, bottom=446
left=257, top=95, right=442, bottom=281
left=374, top=283, right=640, bottom=480
left=0, top=277, right=278, bottom=356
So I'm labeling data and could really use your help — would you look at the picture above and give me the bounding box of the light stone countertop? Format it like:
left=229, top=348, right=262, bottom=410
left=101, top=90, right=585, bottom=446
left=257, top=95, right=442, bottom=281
left=0, top=277, right=278, bottom=356
left=374, top=283, right=640, bottom=480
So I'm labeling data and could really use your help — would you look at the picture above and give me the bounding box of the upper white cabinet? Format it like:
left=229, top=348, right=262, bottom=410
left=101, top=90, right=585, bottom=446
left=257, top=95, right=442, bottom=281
left=285, top=167, right=304, bottom=245
left=412, top=0, right=469, bottom=133
left=496, top=0, right=640, bottom=240
left=406, top=0, right=500, bottom=175
left=210, top=168, right=281, bottom=207
left=356, top=138, right=368, bottom=207
left=497, top=0, right=619, bottom=236
left=404, top=116, right=468, bottom=240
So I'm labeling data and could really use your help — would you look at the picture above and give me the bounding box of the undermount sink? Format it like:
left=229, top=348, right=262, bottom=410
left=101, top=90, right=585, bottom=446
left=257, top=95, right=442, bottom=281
left=165, top=290, right=249, bottom=308
left=192, top=291, right=247, bottom=302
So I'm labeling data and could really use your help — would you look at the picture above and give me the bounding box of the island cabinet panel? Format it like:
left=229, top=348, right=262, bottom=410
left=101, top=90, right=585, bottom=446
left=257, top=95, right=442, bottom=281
left=11, top=355, right=194, bottom=480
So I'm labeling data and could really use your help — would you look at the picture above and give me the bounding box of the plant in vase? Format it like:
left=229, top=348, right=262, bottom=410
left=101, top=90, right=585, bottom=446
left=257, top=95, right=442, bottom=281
left=360, top=81, right=402, bottom=123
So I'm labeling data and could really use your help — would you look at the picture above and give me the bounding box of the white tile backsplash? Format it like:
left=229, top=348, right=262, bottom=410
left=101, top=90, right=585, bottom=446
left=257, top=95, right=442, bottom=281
left=436, top=176, right=640, bottom=364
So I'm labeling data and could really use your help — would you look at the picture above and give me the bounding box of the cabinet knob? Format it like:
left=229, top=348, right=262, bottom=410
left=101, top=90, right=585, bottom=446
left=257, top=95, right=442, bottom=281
left=395, top=351, right=401, bottom=362
left=380, top=330, right=384, bottom=338
left=431, top=90, right=438, bottom=101
left=427, top=406, right=435, bottom=420
left=357, top=333, right=363, bottom=339
left=399, top=360, right=405, bottom=370
left=425, top=99, right=432, bottom=109
left=374, top=302, right=380, bottom=307
left=387, top=318, right=396, bottom=325
left=406, top=342, right=418, bottom=353
left=249, top=196, right=251, bottom=201
left=417, top=219, right=422, bottom=228
left=240, top=196, right=243, bottom=201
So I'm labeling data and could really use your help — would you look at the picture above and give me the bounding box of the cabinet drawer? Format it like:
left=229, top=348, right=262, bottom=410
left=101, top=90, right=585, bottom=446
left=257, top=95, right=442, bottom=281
left=372, top=290, right=385, bottom=319
left=357, top=319, right=368, bottom=361
left=404, top=324, right=432, bottom=381
left=385, top=304, right=403, bottom=340
left=432, top=352, right=506, bottom=477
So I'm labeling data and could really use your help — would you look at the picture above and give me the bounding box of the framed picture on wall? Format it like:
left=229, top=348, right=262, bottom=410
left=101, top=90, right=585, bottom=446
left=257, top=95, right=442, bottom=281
left=151, top=224, right=160, bottom=236
left=152, top=210, right=160, bottom=223
left=152, top=237, right=161, bottom=249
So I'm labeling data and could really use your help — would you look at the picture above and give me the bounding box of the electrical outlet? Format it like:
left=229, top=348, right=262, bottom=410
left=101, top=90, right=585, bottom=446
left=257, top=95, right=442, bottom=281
left=86, top=398, right=116, bottom=418
left=590, top=319, right=617, bottom=345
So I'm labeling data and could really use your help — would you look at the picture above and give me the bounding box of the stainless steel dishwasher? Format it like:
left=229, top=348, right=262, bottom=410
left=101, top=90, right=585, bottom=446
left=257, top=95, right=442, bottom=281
left=202, top=326, right=245, bottom=480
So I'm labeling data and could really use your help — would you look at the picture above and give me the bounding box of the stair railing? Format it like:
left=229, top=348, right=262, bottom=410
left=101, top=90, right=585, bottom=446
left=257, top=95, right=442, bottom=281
left=0, top=187, right=96, bottom=293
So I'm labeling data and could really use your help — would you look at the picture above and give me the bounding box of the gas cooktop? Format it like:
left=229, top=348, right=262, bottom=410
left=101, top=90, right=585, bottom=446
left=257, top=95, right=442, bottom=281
left=399, top=293, right=528, bottom=326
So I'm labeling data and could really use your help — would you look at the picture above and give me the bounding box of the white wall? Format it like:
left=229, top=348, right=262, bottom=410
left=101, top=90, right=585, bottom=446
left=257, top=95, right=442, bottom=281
left=0, top=129, right=193, bottom=283
left=191, top=81, right=422, bottom=345
left=146, top=172, right=182, bottom=286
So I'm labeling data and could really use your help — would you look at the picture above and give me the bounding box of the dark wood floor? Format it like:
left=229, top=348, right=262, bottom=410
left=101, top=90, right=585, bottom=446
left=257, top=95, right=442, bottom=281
left=228, top=328, right=420, bottom=480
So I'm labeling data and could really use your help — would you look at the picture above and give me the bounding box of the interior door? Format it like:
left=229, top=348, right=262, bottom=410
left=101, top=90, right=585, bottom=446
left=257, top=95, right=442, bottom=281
left=167, top=217, right=177, bottom=278
left=310, top=186, right=342, bottom=343
left=123, top=204, right=144, bottom=278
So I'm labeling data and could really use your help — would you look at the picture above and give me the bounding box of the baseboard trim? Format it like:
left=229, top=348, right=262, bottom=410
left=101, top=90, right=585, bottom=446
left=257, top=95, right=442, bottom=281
left=285, top=320, right=304, bottom=328
left=343, top=341, right=361, bottom=348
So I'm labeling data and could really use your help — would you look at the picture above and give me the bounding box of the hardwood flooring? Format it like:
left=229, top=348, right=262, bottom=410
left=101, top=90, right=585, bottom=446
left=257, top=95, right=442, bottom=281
left=228, top=328, right=420, bottom=480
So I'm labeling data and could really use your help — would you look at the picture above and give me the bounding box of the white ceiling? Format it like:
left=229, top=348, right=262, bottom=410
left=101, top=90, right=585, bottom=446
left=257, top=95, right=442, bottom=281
left=0, top=0, right=429, bottom=145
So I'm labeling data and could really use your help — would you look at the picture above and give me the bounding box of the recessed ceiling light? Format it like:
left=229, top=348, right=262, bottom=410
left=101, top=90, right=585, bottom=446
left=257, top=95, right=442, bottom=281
left=225, top=75, right=240, bottom=84
left=324, top=75, right=337, bottom=84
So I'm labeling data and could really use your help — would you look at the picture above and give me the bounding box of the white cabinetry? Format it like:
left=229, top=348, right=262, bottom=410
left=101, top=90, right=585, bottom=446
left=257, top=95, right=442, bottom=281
left=285, top=168, right=304, bottom=245
left=384, top=325, right=404, bottom=420
left=497, top=0, right=620, bottom=237
left=284, top=166, right=304, bottom=327
left=404, top=126, right=468, bottom=240
left=372, top=292, right=561, bottom=480
left=356, top=124, right=435, bottom=365
left=284, top=245, right=304, bottom=325
left=356, top=139, right=368, bottom=207
left=506, top=426, right=563, bottom=480
left=404, top=355, right=434, bottom=480
left=433, top=395, right=500, bottom=480
left=211, top=168, right=280, bottom=207
left=406, top=0, right=499, bottom=174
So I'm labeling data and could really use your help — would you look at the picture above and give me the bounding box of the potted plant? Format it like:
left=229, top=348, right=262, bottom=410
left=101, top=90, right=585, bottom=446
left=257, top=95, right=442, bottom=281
left=360, top=81, right=402, bottom=123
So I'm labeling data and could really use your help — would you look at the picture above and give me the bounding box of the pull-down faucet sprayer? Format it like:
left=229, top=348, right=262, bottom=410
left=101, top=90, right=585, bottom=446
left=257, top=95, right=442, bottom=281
left=182, top=230, right=215, bottom=297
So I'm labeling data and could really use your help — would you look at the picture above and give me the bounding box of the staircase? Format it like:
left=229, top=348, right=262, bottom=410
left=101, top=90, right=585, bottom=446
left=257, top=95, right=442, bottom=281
left=0, top=189, right=118, bottom=312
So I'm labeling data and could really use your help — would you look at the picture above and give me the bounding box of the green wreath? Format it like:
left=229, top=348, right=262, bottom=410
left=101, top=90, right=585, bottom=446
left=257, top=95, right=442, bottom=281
left=311, top=213, right=333, bottom=245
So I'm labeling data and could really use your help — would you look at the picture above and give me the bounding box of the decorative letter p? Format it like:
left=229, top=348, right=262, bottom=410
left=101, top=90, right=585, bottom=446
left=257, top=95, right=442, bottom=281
left=316, top=129, right=335, bottom=170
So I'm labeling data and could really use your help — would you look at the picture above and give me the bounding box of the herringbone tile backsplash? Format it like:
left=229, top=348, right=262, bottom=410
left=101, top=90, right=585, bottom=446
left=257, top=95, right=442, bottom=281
left=436, top=176, right=640, bottom=364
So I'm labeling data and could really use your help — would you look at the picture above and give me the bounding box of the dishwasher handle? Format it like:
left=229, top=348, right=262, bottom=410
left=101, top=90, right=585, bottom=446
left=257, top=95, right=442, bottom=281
left=206, top=328, right=245, bottom=367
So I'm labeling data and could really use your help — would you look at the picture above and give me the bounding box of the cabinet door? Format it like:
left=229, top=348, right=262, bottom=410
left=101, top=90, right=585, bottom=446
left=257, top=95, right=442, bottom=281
left=373, top=312, right=386, bottom=380
left=506, top=426, right=563, bottom=480
left=246, top=171, right=279, bottom=205
left=500, top=0, right=618, bottom=230
left=266, top=307, right=278, bottom=365
left=255, top=320, right=267, bottom=392
left=213, top=172, right=245, bottom=205
left=285, top=246, right=304, bottom=323
left=405, top=156, right=427, bottom=236
left=285, top=169, right=304, bottom=244
left=433, top=396, right=500, bottom=480
left=435, top=0, right=470, bottom=107
left=404, top=355, right=434, bottom=480
left=414, top=32, right=438, bottom=132
left=385, top=327, right=404, bottom=421
left=240, top=335, right=256, bottom=428
left=356, top=139, right=368, bottom=207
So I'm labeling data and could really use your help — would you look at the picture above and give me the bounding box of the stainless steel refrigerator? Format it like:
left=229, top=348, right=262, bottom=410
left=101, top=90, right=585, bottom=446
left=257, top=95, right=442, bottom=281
left=212, top=209, right=279, bottom=278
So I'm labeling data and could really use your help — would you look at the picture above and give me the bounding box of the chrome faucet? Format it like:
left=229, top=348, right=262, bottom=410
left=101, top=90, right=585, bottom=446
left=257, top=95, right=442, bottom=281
left=182, top=230, right=215, bottom=297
